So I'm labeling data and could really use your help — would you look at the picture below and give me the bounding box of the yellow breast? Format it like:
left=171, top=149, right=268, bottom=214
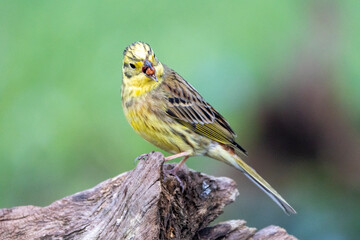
left=123, top=94, right=194, bottom=155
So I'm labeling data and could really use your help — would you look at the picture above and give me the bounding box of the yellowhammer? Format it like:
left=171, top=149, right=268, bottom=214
left=121, top=41, right=296, bottom=215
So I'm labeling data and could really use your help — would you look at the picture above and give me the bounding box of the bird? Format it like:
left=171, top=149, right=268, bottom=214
left=121, top=41, right=296, bottom=215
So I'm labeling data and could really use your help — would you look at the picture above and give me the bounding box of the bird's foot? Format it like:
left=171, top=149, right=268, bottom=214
left=134, top=151, right=154, bottom=164
left=163, top=166, right=185, bottom=192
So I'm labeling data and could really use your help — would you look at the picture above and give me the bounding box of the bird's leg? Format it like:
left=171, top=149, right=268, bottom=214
left=164, top=151, right=189, bottom=161
left=169, top=156, right=189, bottom=192
left=170, top=156, right=189, bottom=174
left=163, top=153, right=190, bottom=192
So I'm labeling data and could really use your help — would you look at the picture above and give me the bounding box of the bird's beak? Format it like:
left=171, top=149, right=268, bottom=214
left=142, top=60, right=158, bottom=82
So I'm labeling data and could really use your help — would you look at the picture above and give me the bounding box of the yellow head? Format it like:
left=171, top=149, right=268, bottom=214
left=122, top=42, right=164, bottom=97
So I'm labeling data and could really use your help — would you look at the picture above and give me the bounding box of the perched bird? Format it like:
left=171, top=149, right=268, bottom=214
left=121, top=41, right=296, bottom=215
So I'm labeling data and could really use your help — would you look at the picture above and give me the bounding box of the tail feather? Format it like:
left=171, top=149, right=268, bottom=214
left=208, top=145, right=296, bottom=215
left=233, top=155, right=296, bottom=215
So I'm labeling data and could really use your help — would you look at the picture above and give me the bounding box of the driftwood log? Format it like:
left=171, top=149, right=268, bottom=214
left=0, top=152, right=297, bottom=240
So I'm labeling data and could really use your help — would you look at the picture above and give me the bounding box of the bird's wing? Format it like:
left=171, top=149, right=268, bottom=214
left=162, top=67, right=247, bottom=155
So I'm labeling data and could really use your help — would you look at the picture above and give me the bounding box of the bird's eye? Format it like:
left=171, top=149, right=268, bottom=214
left=130, top=63, right=136, bottom=69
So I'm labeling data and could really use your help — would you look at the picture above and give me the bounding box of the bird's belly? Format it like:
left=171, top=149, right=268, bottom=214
left=125, top=105, right=195, bottom=155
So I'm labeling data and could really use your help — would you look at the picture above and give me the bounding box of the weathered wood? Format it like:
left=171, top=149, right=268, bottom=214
left=0, top=152, right=297, bottom=240
left=196, top=221, right=297, bottom=240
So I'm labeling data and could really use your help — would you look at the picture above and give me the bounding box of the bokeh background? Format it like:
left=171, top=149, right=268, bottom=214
left=1, top=0, right=360, bottom=239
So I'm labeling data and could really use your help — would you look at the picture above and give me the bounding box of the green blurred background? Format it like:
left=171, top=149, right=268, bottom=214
left=1, top=0, right=360, bottom=239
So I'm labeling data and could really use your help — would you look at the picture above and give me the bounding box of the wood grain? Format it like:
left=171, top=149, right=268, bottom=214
left=0, top=152, right=297, bottom=240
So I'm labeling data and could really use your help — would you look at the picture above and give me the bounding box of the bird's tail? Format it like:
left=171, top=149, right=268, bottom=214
left=208, top=146, right=296, bottom=215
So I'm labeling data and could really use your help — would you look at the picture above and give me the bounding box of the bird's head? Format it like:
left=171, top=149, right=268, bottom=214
left=122, top=42, right=164, bottom=94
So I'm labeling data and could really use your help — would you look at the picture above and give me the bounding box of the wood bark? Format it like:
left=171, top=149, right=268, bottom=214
left=0, top=152, right=297, bottom=240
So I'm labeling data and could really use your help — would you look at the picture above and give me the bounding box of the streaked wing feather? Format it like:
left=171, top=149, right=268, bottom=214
left=162, top=65, right=247, bottom=155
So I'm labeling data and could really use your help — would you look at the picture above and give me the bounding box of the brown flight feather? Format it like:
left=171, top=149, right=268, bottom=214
left=161, top=65, right=247, bottom=156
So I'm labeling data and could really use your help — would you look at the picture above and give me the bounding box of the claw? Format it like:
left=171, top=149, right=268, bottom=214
left=134, top=153, right=149, bottom=164
left=163, top=167, right=185, bottom=192
left=134, top=153, right=148, bottom=164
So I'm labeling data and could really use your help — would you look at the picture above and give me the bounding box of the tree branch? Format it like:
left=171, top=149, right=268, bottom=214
left=0, top=152, right=297, bottom=240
